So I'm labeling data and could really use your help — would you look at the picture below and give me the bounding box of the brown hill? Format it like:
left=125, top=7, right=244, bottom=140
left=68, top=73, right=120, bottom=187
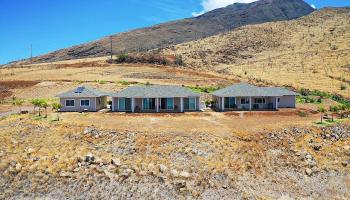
left=25, top=0, right=313, bottom=63
left=161, top=8, right=350, bottom=97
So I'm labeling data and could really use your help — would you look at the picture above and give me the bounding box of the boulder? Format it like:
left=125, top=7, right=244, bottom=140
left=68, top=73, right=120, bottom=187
left=15, top=163, right=22, bottom=172
left=305, top=168, right=313, bottom=176
left=111, top=158, right=121, bottom=167
left=60, top=171, right=72, bottom=177
left=171, top=169, right=179, bottom=178
left=179, top=171, right=191, bottom=179
left=85, top=153, right=95, bottom=163
left=26, top=148, right=35, bottom=154
left=159, top=164, right=168, bottom=173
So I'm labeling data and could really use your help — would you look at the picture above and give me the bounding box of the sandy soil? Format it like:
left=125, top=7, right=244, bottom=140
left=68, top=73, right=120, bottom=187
left=59, top=109, right=319, bottom=135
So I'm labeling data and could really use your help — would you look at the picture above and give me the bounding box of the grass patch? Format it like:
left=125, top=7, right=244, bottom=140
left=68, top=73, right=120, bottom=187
left=96, top=80, right=107, bottom=84
left=297, top=111, right=308, bottom=117
left=297, top=96, right=322, bottom=104
left=186, top=86, right=221, bottom=93
left=299, top=88, right=350, bottom=106
left=117, top=80, right=139, bottom=86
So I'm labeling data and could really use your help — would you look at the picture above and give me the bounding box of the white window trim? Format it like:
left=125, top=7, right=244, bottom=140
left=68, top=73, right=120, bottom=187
left=65, top=99, right=75, bottom=107
left=80, top=99, right=90, bottom=107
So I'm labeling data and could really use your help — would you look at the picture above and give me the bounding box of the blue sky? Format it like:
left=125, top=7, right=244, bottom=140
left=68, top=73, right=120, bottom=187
left=0, top=0, right=349, bottom=64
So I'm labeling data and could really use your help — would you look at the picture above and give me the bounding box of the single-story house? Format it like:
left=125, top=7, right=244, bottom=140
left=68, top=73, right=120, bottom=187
left=211, top=83, right=298, bottom=111
left=111, top=85, right=201, bottom=113
left=57, top=86, right=108, bottom=112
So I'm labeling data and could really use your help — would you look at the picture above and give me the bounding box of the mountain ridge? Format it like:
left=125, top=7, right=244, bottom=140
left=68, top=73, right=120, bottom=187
left=20, top=0, right=314, bottom=64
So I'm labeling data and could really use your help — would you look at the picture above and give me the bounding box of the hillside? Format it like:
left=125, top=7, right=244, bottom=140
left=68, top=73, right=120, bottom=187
left=24, top=0, right=314, bottom=63
left=161, top=8, right=350, bottom=97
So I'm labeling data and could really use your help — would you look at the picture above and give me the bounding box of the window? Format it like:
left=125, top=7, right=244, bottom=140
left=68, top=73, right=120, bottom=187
left=119, top=98, right=131, bottom=111
left=184, top=97, right=196, bottom=110
left=160, top=98, right=174, bottom=110
left=98, top=98, right=102, bottom=105
left=167, top=98, right=174, bottom=110
left=278, top=98, right=280, bottom=103
left=254, top=98, right=266, bottom=104
left=241, top=97, right=250, bottom=105
left=65, top=100, right=75, bottom=107
left=224, top=97, right=236, bottom=108
left=119, top=98, right=126, bottom=110
left=80, top=99, right=90, bottom=107
left=188, top=97, right=196, bottom=110
left=143, top=98, right=156, bottom=110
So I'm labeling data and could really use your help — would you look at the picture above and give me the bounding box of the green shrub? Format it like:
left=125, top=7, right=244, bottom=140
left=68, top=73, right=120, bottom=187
left=116, top=53, right=129, bottom=62
left=298, top=111, right=308, bottom=117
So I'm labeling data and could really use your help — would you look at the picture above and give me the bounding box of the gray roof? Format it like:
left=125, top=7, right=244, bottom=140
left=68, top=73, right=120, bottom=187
left=112, top=85, right=201, bottom=98
left=57, top=86, right=109, bottom=98
left=211, top=83, right=298, bottom=97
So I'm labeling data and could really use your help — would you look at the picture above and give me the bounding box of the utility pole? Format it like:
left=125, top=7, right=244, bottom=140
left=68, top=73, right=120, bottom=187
left=110, top=36, right=113, bottom=60
left=30, top=44, right=33, bottom=64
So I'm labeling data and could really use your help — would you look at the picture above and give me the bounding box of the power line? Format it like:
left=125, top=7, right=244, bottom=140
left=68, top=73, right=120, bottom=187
left=110, top=36, right=113, bottom=60
left=30, top=44, right=33, bottom=64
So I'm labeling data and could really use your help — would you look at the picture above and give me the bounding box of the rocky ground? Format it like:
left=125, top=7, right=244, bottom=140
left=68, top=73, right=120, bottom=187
left=0, top=115, right=349, bottom=199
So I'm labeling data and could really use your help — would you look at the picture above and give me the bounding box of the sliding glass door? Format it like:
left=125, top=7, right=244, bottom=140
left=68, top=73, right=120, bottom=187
left=119, top=98, right=131, bottom=111
left=142, top=98, right=156, bottom=110
left=184, top=97, right=196, bottom=110
left=161, top=98, right=174, bottom=110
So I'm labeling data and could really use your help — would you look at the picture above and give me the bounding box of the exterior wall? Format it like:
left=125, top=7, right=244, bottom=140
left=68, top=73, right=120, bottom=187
left=251, top=96, right=276, bottom=110
left=96, top=96, right=107, bottom=111
left=236, top=97, right=251, bottom=110
left=212, top=96, right=283, bottom=111
left=278, top=95, right=296, bottom=108
left=135, top=98, right=144, bottom=112
left=212, top=96, right=221, bottom=111
left=60, top=97, right=104, bottom=112
left=112, top=97, right=119, bottom=112
left=112, top=97, right=200, bottom=112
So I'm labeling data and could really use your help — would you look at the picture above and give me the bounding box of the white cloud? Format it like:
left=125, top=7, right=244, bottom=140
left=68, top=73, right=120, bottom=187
left=311, top=4, right=316, bottom=9
left=192, top=0, right=257, bottom=16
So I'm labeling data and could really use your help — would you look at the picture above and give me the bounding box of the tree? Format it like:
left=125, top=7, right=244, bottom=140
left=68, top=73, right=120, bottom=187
left=51, top=102, right=62, bottom=112
left=40, top=100, right=49, bottom=117
left=31, top=99, right=41, bottom=115
left=51, top=102, right=62, bottom=121
left=329, top=106, right=339, bottom=122
left=318, top=106, right=326, bottom=124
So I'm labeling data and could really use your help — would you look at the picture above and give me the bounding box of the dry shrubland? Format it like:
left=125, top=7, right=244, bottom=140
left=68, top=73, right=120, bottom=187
left=162, top=8, right=350, bottom=97
left=0, top=114, right=349, bottom=199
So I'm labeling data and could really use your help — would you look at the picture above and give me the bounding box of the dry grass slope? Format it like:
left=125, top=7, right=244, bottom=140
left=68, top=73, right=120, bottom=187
left=162, top=8, right=350, bottom=97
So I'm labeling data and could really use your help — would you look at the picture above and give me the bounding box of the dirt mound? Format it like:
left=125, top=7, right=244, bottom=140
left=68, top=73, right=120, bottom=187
left=0, top=80, right=39, bottom=100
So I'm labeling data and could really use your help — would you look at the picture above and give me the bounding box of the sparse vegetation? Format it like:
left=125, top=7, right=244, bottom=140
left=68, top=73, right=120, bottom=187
left=318, top=106, right=326, bottom=124
left=187, top=85, right=221, bottom=93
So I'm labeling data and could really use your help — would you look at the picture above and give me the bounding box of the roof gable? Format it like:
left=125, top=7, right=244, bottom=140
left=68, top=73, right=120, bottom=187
left=57, top=86, right=108, bottom=98
left=212, top=83, right=298, bottom=97
left=112, top=85, right=201, bottom=98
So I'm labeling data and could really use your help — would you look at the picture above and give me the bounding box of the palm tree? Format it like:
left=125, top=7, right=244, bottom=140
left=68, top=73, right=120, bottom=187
left=40, top=100, right=49, bottom=118
left=329, top=106, right=339, bottom=122
left=31, top=99, right=41, bottom=115
left=318, top=106, right=326, bottom=124
left=51, top=102, right=62, bottom=121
